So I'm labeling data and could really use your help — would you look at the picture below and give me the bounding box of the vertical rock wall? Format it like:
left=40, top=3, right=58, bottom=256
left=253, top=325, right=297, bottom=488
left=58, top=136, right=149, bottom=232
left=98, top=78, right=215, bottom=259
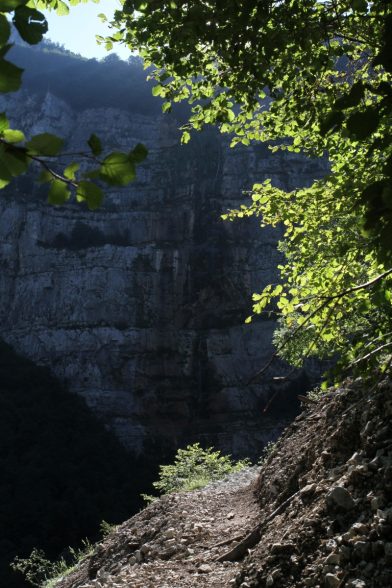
left=0, top=90, right=327, bottom=458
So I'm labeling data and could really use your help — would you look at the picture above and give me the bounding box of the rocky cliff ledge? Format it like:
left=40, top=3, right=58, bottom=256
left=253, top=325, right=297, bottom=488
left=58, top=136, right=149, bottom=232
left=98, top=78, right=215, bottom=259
left=53, top=378, right=392, bottom=588
left=0, top=89, right=326, bottom=457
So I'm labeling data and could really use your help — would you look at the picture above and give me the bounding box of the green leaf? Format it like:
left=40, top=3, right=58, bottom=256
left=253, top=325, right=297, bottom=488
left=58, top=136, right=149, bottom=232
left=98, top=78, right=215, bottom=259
left=0, top=58, right=23, bottom=93
left=26, top=133, right=64, bottom=156
left=2, top=129, right=25, bottom=143
left=48, top=180, right=70, bottom=205
left=76, top=181, right=103, bottom=210
left=373, top=47, right=392, bottom=73
left=319, top=110, right=344, bottom=135
left=352, top=0, right=367, bottom=11
left=56, top=1, right=70, bottom=16
left=130, top=143, right=148, bottom=164
left=38, top=169, right=53, bottom=184
left=0, top=0, right=28, bottom=11
left=346, top=109, right=380, bottom=140
left=64, top=162, right=80, bottom=180
left=0, top=145, right=29, bottom=179
left=0, top=148, right=12, bottom=184
left=0, top=112, right=9, bottom=132
left=13, top=7, right=48, bottom=45
left=152, top=85, right=163, bottom=97
left=99, top=152, right=136, bottom=186
left=87, top=133, right=102, bottom=156
left=334, top=82, right=364, bottom=110
left=181, top=130, right=191, bottom=144
left=0, top=14, right=11, bottom=45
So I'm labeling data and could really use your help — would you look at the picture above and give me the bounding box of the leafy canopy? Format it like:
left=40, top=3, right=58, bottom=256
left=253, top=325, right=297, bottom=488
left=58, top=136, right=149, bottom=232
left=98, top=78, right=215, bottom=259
left=110, top=0, right=392, bottom=381
left=0, top=0, right=148, bottom=209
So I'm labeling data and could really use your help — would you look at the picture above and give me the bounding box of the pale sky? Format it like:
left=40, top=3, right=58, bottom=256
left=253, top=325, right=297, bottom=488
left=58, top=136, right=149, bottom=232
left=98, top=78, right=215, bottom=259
left=43, top=0, right=131, bottom=60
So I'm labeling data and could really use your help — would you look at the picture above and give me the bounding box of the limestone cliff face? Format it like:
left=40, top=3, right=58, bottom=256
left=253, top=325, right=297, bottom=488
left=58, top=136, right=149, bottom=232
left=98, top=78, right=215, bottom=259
left=0, top=90, right=326, bottom=457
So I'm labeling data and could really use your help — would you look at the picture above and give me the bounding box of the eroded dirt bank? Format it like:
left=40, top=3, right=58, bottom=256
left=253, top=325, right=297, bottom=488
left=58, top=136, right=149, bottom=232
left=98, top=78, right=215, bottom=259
left=55, top=377, right=392, bottom=588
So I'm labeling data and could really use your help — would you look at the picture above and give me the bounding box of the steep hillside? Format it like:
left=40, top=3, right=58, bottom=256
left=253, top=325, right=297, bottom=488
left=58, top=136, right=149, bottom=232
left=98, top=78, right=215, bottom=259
left=52, top=377, right=392, bottom=588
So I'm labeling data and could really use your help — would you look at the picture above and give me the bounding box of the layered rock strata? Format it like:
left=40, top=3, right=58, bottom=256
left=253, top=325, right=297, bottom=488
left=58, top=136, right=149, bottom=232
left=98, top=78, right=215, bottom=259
left=0, top=89, right=326, bottom=457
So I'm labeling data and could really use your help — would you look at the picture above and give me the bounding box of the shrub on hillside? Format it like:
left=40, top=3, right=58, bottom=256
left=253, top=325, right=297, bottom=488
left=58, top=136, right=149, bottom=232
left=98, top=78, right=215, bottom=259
left=151, top=443, right=250, bottom=495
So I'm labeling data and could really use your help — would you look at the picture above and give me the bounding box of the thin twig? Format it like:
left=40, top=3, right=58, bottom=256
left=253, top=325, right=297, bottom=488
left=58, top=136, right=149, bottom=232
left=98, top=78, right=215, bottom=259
left=318, top=268, right=392, bottom=300
left=350, top=342, right=392, bottom=367
left=0, top=140, right=77, bottom=188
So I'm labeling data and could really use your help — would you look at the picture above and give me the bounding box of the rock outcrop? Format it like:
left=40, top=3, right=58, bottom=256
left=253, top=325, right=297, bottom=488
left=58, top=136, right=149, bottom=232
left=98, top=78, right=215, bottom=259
left=52, top=377, right=392, bottom=588
left=0, top=85, right=326, bottom=457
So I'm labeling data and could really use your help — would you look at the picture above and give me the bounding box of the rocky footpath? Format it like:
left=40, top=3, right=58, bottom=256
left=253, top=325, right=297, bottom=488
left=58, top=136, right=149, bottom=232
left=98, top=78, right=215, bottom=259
left=52, top=376, right=392, bottom=588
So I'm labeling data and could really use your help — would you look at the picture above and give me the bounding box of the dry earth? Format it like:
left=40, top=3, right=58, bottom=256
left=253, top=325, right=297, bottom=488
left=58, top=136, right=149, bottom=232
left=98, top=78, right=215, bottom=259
left=55, top=376, right=392, bottom=588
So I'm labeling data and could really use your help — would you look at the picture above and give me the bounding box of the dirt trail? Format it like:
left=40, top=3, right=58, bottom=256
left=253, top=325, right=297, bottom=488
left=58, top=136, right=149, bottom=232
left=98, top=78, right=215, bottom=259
left=57, top=469, right=261, bottom=588
left=56, top=376, right=392, bottom=588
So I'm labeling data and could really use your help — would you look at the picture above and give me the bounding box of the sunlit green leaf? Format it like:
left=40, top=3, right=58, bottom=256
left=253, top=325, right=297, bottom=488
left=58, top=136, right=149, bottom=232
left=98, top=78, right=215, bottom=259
left=181, top=131, right=191, bottom=144
left=56, top=0, right=70, bottom=16
left=64, top=162, right=80, bottom=180
left=48, top=179, right=70, bottom=205
left=152, top=85, right=163, bottom=97
left=2, top=129, right=25, bottom=143
left=99, top=152, right=135, bottom=186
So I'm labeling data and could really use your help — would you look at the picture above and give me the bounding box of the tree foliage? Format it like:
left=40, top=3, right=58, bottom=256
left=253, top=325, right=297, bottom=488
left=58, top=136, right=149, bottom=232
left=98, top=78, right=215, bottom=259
left=1, top=1, right=392, bottom=378
left=0, top=0, right=148, bottom=209
left=110, top=0, right=392, bottom=380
